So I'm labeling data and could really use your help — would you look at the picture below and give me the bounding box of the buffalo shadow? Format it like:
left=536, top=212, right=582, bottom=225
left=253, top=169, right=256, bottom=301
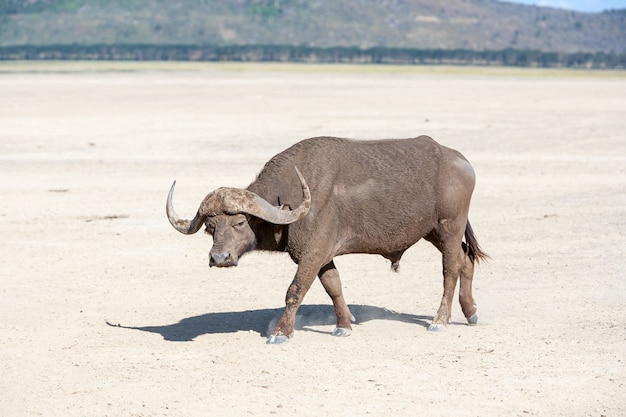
left=107, top=304, right=432, bottom=342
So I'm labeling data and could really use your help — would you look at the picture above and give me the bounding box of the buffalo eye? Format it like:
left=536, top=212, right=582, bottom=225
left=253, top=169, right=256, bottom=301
left=234, top=219, right=246, bottom=229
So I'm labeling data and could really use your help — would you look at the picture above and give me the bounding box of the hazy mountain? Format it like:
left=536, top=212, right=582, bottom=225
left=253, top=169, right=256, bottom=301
left=1, top=0, right=624, bottom=53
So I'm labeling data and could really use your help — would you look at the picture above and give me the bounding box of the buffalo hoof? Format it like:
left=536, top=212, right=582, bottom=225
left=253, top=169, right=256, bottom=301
left=332, top=327, right=352, bottom=337
left=266, top=334, right=289, bottom=345
left=467, top=313, right=479, bottom=325
left=427, top=323, right=447, bottom=332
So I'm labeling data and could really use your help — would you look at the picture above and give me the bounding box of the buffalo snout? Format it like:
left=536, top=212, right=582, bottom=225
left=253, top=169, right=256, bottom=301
left=209, top=251, right=237, bottom=267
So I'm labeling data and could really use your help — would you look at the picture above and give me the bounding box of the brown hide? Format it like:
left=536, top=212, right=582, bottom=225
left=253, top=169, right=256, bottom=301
left=248, top=136, right=478, bottom=265
left=167, top=135, right=487, bottom=343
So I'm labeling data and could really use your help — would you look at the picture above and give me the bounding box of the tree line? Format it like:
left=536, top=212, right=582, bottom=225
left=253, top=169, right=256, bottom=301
left=1, top=44, right=624, bottom=69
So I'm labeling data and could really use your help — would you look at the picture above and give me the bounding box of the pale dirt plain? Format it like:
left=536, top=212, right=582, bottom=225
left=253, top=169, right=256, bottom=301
left=0, top=62, right=624, bottom=417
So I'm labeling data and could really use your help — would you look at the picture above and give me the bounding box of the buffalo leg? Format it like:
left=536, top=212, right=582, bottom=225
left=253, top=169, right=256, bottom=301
left=267, top=260, right=320, bottom=344
left=428, top=230, right=465, bottom=331
left=318, top=261, right=354, bottom=337
left=459, top=252, right=478, bottom=324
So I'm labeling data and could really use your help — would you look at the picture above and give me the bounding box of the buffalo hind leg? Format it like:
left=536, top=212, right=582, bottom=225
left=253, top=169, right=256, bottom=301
left=267, top=260, right=320, bottom=344
left=427, top=228, right=465, bottom=331
left=429, top=250, right=462, bottom=331
left=459, top=251, right=478, bottom=325
left=319, top=261, right=354, bottom=337
left=428, top=230, right=479, bottom=330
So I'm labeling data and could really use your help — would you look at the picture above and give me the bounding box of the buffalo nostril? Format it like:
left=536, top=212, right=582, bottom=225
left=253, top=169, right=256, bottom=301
left=210, top=252, right=230, bottom=266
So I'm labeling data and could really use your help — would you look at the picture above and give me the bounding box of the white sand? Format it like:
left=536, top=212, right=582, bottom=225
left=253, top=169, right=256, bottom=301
left=1, top=63, right=624, bottom=416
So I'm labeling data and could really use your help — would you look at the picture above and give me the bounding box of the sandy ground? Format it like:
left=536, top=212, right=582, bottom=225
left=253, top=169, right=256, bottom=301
left=0, top=62, right=624, bottom=416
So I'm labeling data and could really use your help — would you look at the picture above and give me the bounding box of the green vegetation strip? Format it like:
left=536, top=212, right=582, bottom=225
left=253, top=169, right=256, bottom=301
left=1, top=60, right=625, bottom=78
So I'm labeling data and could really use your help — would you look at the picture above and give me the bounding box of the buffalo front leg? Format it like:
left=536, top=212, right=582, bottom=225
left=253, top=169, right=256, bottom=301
left=319, top=261, right=354, bottom=337
left=267, top=261, right=319, bottom=344
left=428, top=247, right=463, bottom=332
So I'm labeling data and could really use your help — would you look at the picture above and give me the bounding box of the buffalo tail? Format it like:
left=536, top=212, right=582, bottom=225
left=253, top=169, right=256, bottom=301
left=463, top=221, right=489, bottom=264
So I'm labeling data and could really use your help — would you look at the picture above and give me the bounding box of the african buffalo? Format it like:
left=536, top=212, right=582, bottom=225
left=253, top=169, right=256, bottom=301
left=166, top=135, right=487, bottom=344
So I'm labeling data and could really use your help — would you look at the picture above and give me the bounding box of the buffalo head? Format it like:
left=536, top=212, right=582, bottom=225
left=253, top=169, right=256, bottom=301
left=166, top=167, right=311, bottom=267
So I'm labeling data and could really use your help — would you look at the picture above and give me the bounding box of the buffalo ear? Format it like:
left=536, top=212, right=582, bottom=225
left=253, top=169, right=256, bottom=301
left=273, top=225, right=284, bottom=245
left=247, top=216, right=285, bottom=248
left=272, top=204, right=292, bottom=244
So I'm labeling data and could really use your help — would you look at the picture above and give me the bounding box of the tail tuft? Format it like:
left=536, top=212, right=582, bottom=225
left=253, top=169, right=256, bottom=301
left=464, top=221, right=489, bottom=264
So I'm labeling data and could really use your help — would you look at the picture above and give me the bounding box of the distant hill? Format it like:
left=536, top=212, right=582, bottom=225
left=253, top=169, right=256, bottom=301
left=1, top=0, right=625, bottom=54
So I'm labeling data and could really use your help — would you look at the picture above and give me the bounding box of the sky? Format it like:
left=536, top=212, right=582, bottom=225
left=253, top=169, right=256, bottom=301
left=503, top=0, right=626, bottom=12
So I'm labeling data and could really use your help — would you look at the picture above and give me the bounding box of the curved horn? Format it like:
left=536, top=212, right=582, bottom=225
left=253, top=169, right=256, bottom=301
left=198, top=166, right=311, bottom=225
left=167, top=166, right=311, bottom=230
left=239, top=166, right=311, bottom=224
left=166, top=181, right=205, bottom=234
